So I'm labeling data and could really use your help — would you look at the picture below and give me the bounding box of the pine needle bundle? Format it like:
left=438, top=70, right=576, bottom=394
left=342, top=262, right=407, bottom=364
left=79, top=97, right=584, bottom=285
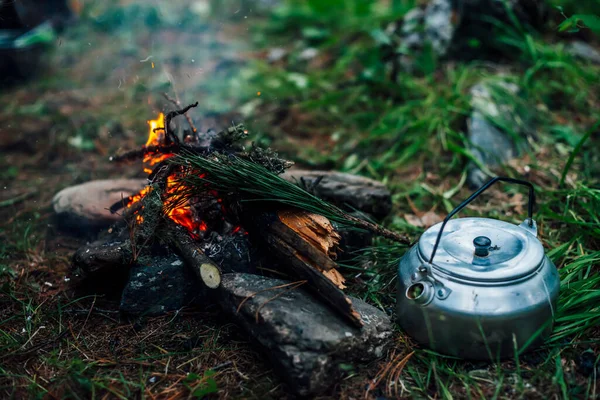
left=168, top=150, right=410, bottom=244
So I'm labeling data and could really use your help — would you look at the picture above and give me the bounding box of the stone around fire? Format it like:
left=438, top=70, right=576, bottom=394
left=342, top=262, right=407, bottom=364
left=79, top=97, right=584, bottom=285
left=53, top=179, right=147, bottom=234
left=120, top=253, right=205, bottom=316
left=281, top=170, right=392, bottom=220
left=218, top=273, right=392, bottom=397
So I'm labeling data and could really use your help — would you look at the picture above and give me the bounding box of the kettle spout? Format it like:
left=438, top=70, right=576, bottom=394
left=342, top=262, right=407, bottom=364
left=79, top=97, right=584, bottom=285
left=406, top=282, right=434, bottom=306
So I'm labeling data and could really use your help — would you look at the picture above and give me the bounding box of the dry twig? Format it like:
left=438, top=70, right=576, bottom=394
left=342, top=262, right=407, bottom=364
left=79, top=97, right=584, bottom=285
left=163, top=92, right=198, bottom=134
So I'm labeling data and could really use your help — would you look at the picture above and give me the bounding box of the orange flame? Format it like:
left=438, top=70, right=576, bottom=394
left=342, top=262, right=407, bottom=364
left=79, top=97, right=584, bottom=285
left=143, top=113, right=175, bottom=165
left=127, top=186, right=151, bottom=207
left=146, top=113, right=165, bottom=147
left=163, top=175, right=207, bottom=234
left=128, top=112, right=209, bottom=235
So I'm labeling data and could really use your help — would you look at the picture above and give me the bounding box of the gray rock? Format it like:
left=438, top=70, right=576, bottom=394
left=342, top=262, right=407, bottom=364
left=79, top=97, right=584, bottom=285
left=401, top=8, right=426, bottom=49
left=389, top=0, right=456, bottom=71
left=53, top=179, right=147, bottom=234
left=467, top=112, right=519, bottom=188
left=466, top=81, right=530, bottom=188
left=385, top=0, right=456, bottom=72
left=423, top=0, right=455, bottom=57
left=388, top=0, right=547, bottom=71
left=267, top=47, right=287, bottom=63
left=568, top=41, right=600, bottom=65
left=281, top=169, right=392, bottom=220
left=120, top=253, right=205, bottom=315
left=298, top=47, right=318, bottom=61
left=218, top=273, right=392, bottom=397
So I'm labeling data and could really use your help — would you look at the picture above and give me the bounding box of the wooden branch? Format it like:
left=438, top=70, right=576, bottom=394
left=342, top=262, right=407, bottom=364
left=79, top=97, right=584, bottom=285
left=165, top=223, right=222, bottom=289
left=109, top=144, right=180, bottom=163
left=163, top=92, right=198, bottom=134
left=344, top=213, right=411, bottom=245
left=164, top=102, right=199, bottom=146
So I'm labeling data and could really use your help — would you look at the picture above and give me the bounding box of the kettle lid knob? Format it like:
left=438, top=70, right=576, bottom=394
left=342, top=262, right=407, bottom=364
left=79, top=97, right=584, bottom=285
left=473, top=236, right=492, bottom=257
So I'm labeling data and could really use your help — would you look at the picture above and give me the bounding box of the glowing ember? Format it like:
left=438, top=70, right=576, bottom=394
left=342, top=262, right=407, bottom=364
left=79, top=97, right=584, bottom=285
left=127, top=186, right=151, bottom=207
left=162, top=175, right=208, bottom=234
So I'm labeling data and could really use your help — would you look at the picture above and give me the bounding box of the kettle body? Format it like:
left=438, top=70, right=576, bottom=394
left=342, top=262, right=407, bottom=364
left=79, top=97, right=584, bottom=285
left=396, top=178, right=560, bottom=360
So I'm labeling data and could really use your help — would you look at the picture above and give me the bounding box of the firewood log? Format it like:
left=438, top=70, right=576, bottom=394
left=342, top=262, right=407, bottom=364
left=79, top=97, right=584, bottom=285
left=245, top=208, right=363, bottom=327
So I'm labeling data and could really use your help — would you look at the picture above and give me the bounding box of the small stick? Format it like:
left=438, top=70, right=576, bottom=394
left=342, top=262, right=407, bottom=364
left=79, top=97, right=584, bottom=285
left=150, top=163, right=175, bottom=193
left=0, top=191, right=36, bottom=208
left=109, top=142, right=211, bottom=164
left=164, top=102, right=199, bottom=146
left=165, top=223, right=222, bottom=289
left=109, top=195, right=138, bottom=214
left=163, top=92, right=198, bottom=134
left=109, top=144, right=180, bottom=163
left=344, top=213, right=412, bottom=245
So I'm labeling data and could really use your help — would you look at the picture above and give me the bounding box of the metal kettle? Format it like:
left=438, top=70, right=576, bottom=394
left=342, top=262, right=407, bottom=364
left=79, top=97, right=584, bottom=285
left=396, top=177, right=560, bottom=360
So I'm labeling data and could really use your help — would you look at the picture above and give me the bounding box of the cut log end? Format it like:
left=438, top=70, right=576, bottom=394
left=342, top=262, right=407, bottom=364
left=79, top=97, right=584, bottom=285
left=200, top=263, right=222, bottom=289
left=165, top=222, right=223, bottom=289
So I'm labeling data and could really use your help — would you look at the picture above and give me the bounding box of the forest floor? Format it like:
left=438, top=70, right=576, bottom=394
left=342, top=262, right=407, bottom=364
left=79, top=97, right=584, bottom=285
left=1, top=0, right=599, bottom=398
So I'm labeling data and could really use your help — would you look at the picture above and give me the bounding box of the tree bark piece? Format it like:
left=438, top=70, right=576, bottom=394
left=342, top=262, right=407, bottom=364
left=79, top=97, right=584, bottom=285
left=278, top=209, right=341, bottom=259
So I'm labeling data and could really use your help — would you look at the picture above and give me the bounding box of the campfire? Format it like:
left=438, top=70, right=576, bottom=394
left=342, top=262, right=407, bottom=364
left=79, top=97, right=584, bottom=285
left=74, top=101, right=410, bottom=327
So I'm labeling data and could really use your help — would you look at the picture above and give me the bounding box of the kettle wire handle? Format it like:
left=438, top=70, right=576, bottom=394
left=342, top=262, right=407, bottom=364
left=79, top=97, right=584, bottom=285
left=428, top=176, right=536, bottom=264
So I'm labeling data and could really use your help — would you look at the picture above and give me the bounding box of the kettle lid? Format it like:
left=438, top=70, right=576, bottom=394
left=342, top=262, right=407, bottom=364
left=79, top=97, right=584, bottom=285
left=418, top=217, right=545, bottom=282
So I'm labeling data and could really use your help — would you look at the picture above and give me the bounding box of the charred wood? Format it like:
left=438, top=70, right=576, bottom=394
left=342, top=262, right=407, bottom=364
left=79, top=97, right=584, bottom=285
left=72, top=239, right=133, bottom=276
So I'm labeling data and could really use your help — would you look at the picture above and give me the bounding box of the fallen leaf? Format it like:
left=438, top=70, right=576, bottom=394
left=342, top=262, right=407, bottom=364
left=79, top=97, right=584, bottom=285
left=510, top=192, right=524, bottom=215
left=404, top=211, right=443, bottom=228
left=404, top=214, right=423, bottom=227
